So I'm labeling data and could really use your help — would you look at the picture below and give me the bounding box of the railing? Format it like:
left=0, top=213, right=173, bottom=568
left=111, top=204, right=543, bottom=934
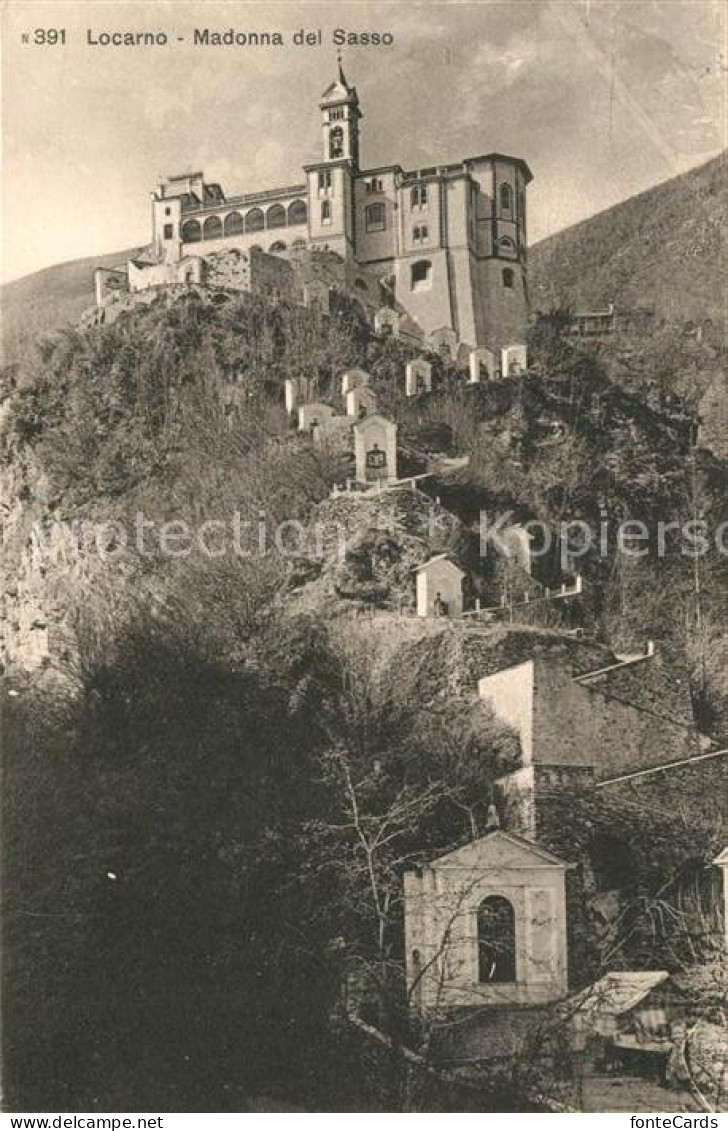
left=460, top=576, right=584, bottom=620
left=180, top=183, right=308, bottom=215
left=399, top=163, right=462, bottom=185
left=331, top=473, right=433, bottom=498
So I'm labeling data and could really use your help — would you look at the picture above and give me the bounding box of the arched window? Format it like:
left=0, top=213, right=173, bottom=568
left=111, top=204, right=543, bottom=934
left=365, top=203, right=386, bottom=233
left=291, top=238, right=307, bottom=250
left=245, top=208, right=264, bottom=233
left=223, top=211, right=244, bottom=236
left=267, top=204, right=286, bottom=229
left=411, top=260, right=432, bottom=292
left=477, top=895, right=516, bottom=983
left=500, top=236, right=515, bottom=250
left=180, top=219, right=201, bottom=244
left=288, top=200, right=308, bottom=226
left=269, top=241, right=287, bottom=253
left=502, top=268, right=515, bottom=289
left=330, top=126, right=344, bottom=159
left=500, top=183, right=513, bottom=214
left=202, top=215, right=223, bottom=241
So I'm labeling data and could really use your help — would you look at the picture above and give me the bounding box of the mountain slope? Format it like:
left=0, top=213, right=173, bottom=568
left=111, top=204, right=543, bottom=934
left=529, top=153, right=727, bottom=326
left=1, top=246, right=141, bottom=366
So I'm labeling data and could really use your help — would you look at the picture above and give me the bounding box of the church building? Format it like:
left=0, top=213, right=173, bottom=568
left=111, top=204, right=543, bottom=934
left=147, top=64, right=532, bottom=351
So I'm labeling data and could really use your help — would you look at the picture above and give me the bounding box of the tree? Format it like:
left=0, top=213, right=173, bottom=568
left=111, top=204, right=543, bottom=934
left=3, top=593, right=336, bottom=1110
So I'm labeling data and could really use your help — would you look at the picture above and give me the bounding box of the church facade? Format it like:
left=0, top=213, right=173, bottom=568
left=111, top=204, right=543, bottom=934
left=148, top=66, right=532, bottom=351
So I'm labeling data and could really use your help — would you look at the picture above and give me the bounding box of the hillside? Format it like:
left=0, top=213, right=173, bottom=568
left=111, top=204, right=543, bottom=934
left=3, top=279, right=727, bottom=1113
left=3, top=286, right=725, bottom=689
left=529, top=153, right=727, bottom=327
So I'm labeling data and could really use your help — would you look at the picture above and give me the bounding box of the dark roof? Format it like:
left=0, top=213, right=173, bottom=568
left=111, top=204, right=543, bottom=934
left=573, top=972, right=671, bottom=1016
left=203, top=183, right=225, bottom=202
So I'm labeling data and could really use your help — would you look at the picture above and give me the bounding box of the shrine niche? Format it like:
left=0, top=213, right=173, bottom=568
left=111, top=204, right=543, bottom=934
left=501, top=343, right=528, bottom=376
left=374, top=307, right=400, bottom=337
left=414, top=555, right=465, bottom=617
left=427, top=326, right=459, bottom=361
left=285, top=378, right=298, bottom=414
left=405, top=358, right=432, bottom=397
left=404, top=831, right=571, bottom=1014
left=345, top=385, right=378, bottom=418
left=298, top=402, right=335, bottom=437
left=468, top=347, right=497, bottom=384
left=285, top=376, right=313, bottom=414
left=341, top=368, right=371, bottom=396
left=353, top=413, right=397, bottom=485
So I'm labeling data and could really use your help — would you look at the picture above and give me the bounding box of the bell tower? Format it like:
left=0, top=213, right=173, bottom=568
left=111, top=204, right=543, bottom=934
left=320, top=59, right=361, bottom=169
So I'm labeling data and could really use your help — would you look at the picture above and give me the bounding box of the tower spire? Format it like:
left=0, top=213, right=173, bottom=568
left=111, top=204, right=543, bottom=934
left=337, top=49, right=348, bottom=88
left=320, top=56, right=361, bottom=167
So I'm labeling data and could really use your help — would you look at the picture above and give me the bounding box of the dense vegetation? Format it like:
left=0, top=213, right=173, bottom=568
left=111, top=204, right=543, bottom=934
left=2, top=286, right=727, bottom=1110
left=529, top=152, right=726, bottom=328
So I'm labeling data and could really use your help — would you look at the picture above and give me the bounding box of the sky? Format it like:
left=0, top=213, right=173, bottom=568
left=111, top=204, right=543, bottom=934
left=2, top=0, right=725, bottom=283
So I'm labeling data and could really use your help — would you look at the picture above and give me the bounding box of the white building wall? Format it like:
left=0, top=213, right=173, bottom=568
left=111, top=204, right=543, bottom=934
left=478, top=661, right=535, bottom=764
left=404, top=834, right=570, bottom=1014
left=353, top=170, right=399, bottom=263
left=416, top=560, right=464, bottom=617
left=353, top=415, right=397, bottom=484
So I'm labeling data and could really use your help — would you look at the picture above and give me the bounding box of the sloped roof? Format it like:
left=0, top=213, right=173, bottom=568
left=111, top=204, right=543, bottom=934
left=574, top=971, right=670, bottom=1016
left=429, top=829, right=571, bottom=871
left=413, top=553, right=465, bottom=576
left=576, top=650, right=695, bottom=728
left=383, top=625, right=618, bottom=710
left=353, top=411, right=396, bottom=433
left=166, top=170, right=203, bottom=182
left=346, top=386, right=377, bottom=404
left=713, top=846, right=728, bottom=865
left=298, top=401, right=334, bottom=416
left=320, top=76, right=358, bottom=106
left=341, top=367, right=371, bottom=381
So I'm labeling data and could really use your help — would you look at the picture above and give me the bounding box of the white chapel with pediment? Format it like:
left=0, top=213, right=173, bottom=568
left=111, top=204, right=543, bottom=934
left=404, top=830, right=571, bottom=1014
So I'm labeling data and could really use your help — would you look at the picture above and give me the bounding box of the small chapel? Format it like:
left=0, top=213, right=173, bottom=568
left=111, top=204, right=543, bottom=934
left=404, top=831, right=571, bottom=1013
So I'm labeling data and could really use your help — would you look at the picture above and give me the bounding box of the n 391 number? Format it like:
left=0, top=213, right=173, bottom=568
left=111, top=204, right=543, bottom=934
left=34, top=28, right=66, bottom=44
